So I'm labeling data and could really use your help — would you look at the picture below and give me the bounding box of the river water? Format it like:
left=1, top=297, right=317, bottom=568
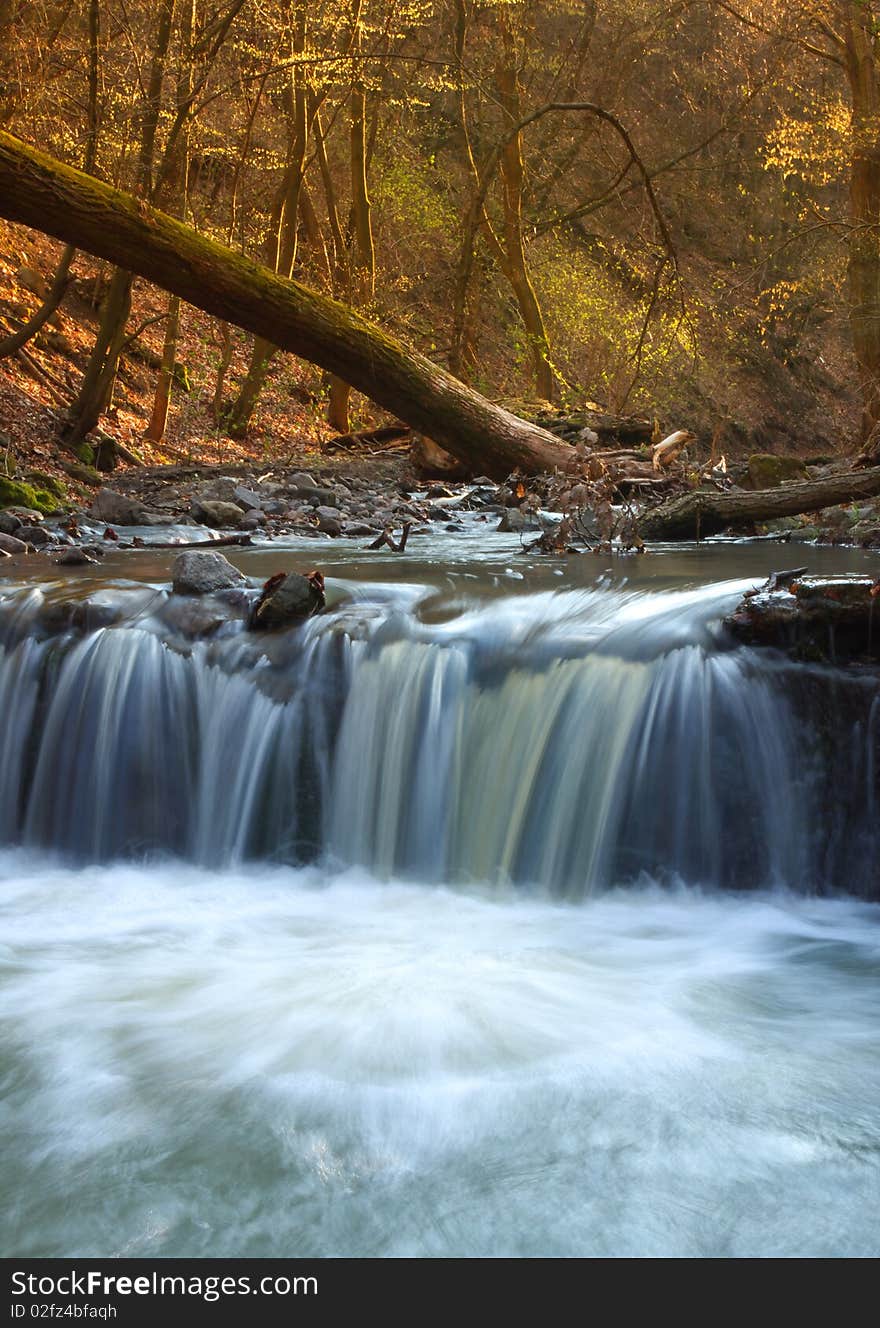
left=1, top=526, right=878, bottom=1257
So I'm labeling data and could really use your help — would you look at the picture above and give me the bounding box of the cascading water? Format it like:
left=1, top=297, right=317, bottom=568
left=0, top=575, right=875, bottom=893
left=1, top=551, right=879, bottom=1258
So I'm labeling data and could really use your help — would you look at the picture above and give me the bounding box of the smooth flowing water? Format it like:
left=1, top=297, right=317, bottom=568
left=1, top=529, right=878, bottom=1256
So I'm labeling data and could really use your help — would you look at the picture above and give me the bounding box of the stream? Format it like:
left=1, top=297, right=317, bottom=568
left=1, top=527, right=878, bottom=1257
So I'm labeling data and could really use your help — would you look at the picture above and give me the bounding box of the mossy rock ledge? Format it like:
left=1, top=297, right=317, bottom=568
left=0, top=476, right=58, bottom=515
left=725, top=572, right=880, bottom=662
left=745, top=453, right=808, bottom=490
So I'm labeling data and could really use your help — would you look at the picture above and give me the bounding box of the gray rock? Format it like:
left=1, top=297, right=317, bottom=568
left=171, top=550, right=247, bottom=596
left=288, top=472, right=314, bottom=489
left=342, top=522, right=376, bottom=537
left=54, top=547, right=98, bottom=566
left=159, top=596, right=234, bottom=639
left=18, top=525, right=53, bottom=546
left=190, top=498, right=246, bottom=528
left=317, top=516, right=343, bottom=537
left=234, top=485, right=264, bottom=511
left=0, top=532, right=28, bottom=555
left=140, top=513, right=176, bottom=526
left=250, top=572, right=324, bottom=630
left=0, top=511, right=22, bottom=535
left=196, top=476, right=241, bottom=503
left=238, top=512, right=262, bottom=530
left=293, top=485, right=338, bottom=506
left=16, top=265, right=48, bottom=298
left=4, top=506, right=44, bottom=524
left=726, top=572, right=880, bottom=660
left=89, top=488, right=148, bottom=526
left=497, top=507, right=536, bottom=532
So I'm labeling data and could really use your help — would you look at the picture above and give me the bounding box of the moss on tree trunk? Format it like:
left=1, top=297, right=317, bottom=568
left=0, top=131, right=574, bottom=477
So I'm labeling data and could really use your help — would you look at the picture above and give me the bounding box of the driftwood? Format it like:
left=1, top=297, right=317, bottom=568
left=117, top=532, right=254, bottom=550
left=323, top=424, right=411, bottom=454
left=638, top=467, right=880, bottom=540
left=652, top=429, right=694, bottom=471
left=367, top=521, right=412, bottom=552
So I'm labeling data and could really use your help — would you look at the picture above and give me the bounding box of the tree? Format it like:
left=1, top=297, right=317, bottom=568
left=0, top=129, right=576, bottom=476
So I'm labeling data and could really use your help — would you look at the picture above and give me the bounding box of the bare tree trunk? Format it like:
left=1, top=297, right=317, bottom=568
left=0, top=131, right=576, bottom=477
left=0, top=245, right=74, bottom=359
left=224, top=0, right=309, bottom=437
left=143, top=294, right=181, bottom=443
left=211, top=320, right=233, bottom=419
left=495, top=14, right=554, bottom=402
left=65, top=0, right=176, bottom=448
left=64, top=266, right=133, bottom=447
left=0, top=0, right=99, bottom=364
left=313, top=105, right=353, bottom=430
left=144, top=0, right=195, bottom=446
left=842, top=1, right=880, bottom=442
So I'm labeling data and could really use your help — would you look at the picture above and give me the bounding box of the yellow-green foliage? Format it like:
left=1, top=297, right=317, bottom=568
left=533, top=236, right=694, bottom=411
left=375, top=157, right=456, bottom=282
left=763, top=96, right=850, bottom=187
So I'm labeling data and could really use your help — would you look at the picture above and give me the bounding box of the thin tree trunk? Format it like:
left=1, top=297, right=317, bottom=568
left=211, top=320, right=233, bottom=419
left=0, top=0, right=98, bottom=363
left=0, top=131, right=576, bottom=477
left=842, top=1, right=880, bottom=442
left=312, top=105, right=353, bottom=429
left=224, top=0, right=309, bottom=437
left=65, top=0, right=176, bottom=447
left=144, top=0, right=195, bottom=446
left=143, top=294, right=181, bottom=443
left=0, top=246, right=74, bottom=359
left=495, top=14, right=554, bottom=402
left=64, top=266, right=133, bottom=447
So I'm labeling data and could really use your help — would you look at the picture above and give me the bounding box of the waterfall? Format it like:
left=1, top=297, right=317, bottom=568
left=0, top=578, right=876, bottom=895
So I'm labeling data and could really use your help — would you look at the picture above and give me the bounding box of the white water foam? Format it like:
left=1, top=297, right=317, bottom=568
left=1, top=854, right=878, bottom=1257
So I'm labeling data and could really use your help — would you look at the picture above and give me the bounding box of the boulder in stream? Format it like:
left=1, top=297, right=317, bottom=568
left=249, top=570, right=325, bottom=630
left=0, top=532, right=28, bottom=555
left=172, top=550, right=248, bottom=596
left=0, top=511, right=22, bottom=535
left=18, top=524, right=53, bottom=547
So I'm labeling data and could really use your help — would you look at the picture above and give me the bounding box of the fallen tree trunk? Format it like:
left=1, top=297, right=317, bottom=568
left=0, top=132, right=576, bottom=478
left=638, top=467, right=880, bottom=540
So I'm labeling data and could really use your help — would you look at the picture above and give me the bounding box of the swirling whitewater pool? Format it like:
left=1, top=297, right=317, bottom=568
left=1, top=859, right=879, bottom=1258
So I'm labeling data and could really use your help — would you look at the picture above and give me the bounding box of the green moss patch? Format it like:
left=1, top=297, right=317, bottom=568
left=0, top=476, right=59, bottom=514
